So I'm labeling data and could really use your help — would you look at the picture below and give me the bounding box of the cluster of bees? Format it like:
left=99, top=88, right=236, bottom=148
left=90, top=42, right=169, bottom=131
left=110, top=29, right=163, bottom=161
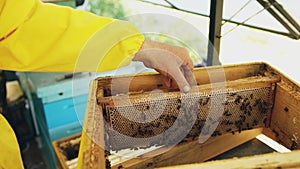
left=101, top=87, right=271, bottom=154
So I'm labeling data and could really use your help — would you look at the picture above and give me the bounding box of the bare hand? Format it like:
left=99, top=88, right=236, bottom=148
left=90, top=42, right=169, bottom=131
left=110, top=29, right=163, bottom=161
left=133, top=39, right=196, bottom=93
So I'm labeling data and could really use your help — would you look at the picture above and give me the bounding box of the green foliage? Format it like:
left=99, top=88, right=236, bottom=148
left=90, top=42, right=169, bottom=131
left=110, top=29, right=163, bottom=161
left=89, top=0, right=126, bottom=19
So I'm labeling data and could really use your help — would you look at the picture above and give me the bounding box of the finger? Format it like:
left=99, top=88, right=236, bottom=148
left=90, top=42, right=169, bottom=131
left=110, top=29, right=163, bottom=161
left=182, top=65, right=197, bottom=86
left=176, top=47, right=194, bottom=71
left=169, top=67, right=191, bottom=93
left=183, top=56, right=194, bottom=72
left=163, top=76, right=172, bottom=88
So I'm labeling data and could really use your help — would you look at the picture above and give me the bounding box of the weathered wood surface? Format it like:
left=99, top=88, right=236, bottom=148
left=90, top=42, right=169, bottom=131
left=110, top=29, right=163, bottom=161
left=96, top=62, right=266, bottom=97
left=76, top=80, right=106, bottom=169
left=98, top=75, right=280, bottom=105
left=157, top=150, right=300, bottom=169
left=76, top=62, right=300, bottom=168
left=52, top=133, right=81, bottom=169
left=264, top=64, right=300, bottom=150
left=111, top=128, right=262, bottom=169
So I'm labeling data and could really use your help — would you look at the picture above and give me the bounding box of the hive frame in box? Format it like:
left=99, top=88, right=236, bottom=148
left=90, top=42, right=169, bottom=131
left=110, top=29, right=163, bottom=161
left=76, top=62, right=300, bottom=169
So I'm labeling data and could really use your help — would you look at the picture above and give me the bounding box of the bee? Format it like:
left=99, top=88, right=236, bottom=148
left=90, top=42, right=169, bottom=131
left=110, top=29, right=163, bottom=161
left=248, top=106, right=253, bottom=111
left=291, top=141, right=297, bottom=150
left=203, top=98, right=209, bottom=105
left=253, top=119, right=258, bottom=126
left=238, top=126, right=242, bottom=133
left=147, top=129, right=154, bottom=136
left=250, top=93, right=253, bottom=99
left=105, top=159, right=111, bottom=169
left=230, top=93, right=237, bottom=96
left=245, top=102, right=250, bottom=108
left=211, top=131, right=221, bottom=137
left=222, top=101, right=229, bottom=106
left=272, top=129, right=279, bottom=137
left=157, top=84, right=163, bottom=87
left=263, top=118, right=267, bottom=124
left=240, top=115, right=246, bottom=122
left=254, top=99, right=260, bottom=107
left=198, top=98, right=203, bottom=105
left=224, top=110, right=232, bottom=116
left=138, top=126, right=145, bottom=136
left=118, top=165, right=124, bottom=169
left=226, top=120, right=233, bottom=125
left=226, top=128, right=232, bottom=132
left=240, top=103, right=245, bottom=111
left=234, top=95, right=242, bottom=104
left=225, top=113, right=232, bottom=117
left=132, top=132, right=138, bottom=137
left=130, top=123, right=135, bottom=129
left=104, top=150, right=111, bottom=157
left=146, top=163, right=153, bottom=167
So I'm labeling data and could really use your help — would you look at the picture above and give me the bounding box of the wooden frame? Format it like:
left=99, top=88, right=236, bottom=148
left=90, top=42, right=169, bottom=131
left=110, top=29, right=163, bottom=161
left=71, top=62, right=300, bottom=168
left=52, top=133, right=81, bottom=169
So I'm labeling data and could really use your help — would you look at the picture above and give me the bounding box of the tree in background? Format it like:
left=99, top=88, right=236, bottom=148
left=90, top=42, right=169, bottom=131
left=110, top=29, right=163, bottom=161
left=89, top=0, right=126, bottom=19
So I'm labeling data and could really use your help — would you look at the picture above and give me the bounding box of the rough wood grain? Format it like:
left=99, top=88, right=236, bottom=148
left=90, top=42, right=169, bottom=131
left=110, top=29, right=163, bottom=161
left=157, top=150, right=300, bottom=169
left=264, top=64, right=300, bottom=150
left=77, top=81, right=106, bottom=169
left=96, top=62, right=266, bottom=97
left=111, top=128, right=263, bottom=169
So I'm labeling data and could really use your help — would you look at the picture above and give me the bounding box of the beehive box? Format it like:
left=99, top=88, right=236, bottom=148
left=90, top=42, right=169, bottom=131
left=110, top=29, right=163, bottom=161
left=52, top=133, right=81, bottom=169
left=76, top=62, right=300, bottom=169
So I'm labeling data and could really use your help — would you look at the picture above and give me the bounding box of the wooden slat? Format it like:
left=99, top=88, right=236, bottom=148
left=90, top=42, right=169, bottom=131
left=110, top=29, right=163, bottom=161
left=267, top=83, right=300, bottom=150
left=158, top=150, right=300, bottom=169
left=77, top=81, right=106, bottom=169
left=99, top=75, right=280, bottom=105
left=261, top=63, right=300, bottom=150
left=111, top=128, right=263, bottom=169
left=96, top=62, right=265, bottom=97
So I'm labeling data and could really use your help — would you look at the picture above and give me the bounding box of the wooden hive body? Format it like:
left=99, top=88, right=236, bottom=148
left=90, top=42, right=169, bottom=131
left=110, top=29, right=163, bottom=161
left=70, top=62, right=300, bottom=169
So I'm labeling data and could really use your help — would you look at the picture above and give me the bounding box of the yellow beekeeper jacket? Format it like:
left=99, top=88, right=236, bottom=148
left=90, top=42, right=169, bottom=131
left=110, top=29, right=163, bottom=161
left=0, top=0, right=144, bottom=168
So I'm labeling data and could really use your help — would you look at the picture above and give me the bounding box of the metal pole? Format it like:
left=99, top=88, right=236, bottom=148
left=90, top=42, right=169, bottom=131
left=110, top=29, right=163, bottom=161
left=207, top=0, right=224, bottom=66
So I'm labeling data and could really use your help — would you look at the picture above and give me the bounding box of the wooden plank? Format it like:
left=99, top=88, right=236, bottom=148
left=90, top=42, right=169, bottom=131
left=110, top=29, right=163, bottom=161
left=96, top=62, right=265, bottom=96
left=52, top=133, right=81, bottom=169
left=111, top=128, right=263, bottom=169
left=158, top=150, right=300, bottom=169
left=77, top=81, right=106, bottom=169
left=261, top=63, right=300, bottom=150
left=267, top=83, right=300, bottom=150
left=99, top=75, right=280, bottom=106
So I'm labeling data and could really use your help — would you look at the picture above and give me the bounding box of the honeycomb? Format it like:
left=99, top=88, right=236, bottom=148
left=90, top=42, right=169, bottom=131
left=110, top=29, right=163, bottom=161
left=101, top=87, right=271, bottom=151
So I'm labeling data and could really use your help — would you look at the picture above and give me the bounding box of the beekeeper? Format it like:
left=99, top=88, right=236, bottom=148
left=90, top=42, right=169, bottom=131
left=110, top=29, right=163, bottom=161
left=0, top=0, right=195, bottom=168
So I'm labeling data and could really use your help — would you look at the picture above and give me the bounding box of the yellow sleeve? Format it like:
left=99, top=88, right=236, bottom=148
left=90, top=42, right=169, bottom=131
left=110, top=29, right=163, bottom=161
left=0, top=114, right=24, bottom=169
left=0, top=0, right=144, bottom=72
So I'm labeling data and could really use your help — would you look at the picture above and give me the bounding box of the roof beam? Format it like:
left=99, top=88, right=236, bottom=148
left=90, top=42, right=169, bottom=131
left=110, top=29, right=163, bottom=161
left=256, top=0, right=300, bottom=39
